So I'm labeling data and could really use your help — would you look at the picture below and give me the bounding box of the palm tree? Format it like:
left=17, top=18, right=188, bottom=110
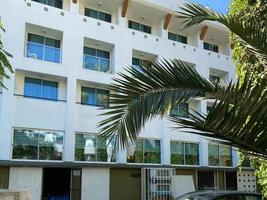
left=98, top=3, right=267, bottom=158
left=0, top=21, right=13, bottom=88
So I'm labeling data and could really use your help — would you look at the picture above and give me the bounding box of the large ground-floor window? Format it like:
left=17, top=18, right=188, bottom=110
left=127, top=139, right=161, bottom=164
left=75, top=133, right=116, bottom=162
left=170, top=141, right=199, bottom=165
left=208, top=144, right=232, bottom=166
left=12, top=128, right=64, bottom=160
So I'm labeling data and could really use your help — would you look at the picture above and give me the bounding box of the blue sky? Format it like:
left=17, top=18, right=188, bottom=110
left=189, top=0, right=232, bottom=13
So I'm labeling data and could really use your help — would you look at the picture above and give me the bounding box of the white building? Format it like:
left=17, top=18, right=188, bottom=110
left=0, top=0, right=256, bottom=200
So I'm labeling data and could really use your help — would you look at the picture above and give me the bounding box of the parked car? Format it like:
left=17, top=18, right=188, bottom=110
left=175, top=191, right=262, bottom=200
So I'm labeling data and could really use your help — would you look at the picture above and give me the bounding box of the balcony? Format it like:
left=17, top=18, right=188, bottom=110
left=83, top=54, right=111, bottom=73
left=26, top=42, right=61, bottom=63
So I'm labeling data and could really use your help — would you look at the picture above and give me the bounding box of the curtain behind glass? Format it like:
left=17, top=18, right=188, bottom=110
left=28, top=33, right=44, bottom=44
left=143, top=139, right=160, bottom=163
left=96, top=89, right=109, bottom=106
left=208, top=144, right=220, bottom=166
left=185, top=143, right=199, bottom=165
left=170, top=141, right=184, bottom=164
left=42, top=80, right=58, bottom=100
left=24, top=77, right=42, bottom=98
left=81, top=87, right=96, bottom=105
left=99, top=11, right=111, bottom=23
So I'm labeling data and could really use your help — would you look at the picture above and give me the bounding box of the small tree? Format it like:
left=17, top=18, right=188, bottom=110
left=0, top=21, right=13, bottom=88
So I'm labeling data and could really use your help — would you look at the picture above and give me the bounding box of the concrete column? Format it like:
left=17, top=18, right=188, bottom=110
left=199, top=139, right=209, bottom=166
left=70, top=0, right=80, bottom=14
left=64, top=77, right=77, bottom=161
left=113, top=36, right=132, bottom=74
left=162, top=118, right=170, bottom=165
left=0, top=76, right=14, bottom=160
left=61, top=28, right=83, bottom=161
left=116, top=5, right=127, bottom=27
left=197, top=27, right=203, bottom=48
left=159, top=20, right=168, bottom=39
left=195, top=64, right=209, bottom=80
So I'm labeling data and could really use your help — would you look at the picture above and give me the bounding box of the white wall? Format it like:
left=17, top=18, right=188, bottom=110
left=0, top=0, right=237, bottom=167
left=81, top=168, right=110, bottom=200
left=9, top=167, right=42, bottom=200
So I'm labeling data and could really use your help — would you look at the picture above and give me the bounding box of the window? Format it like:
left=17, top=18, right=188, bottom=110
left=208, top=144, right=232, bottom=166
left=26, top=33, right=61, bottom=63
left=24, top=77, right=58, bottom=100
left=207, top=105, right=212, bottom=114
left=81, top=87, right=109, bottom=107
left=170, top=103, right=189, bottom=118
left=128, top=20, right=151, bottom=34
left=168, top=32, right=187, bottom=44
left=12, top=128, right=64, bottom=160
left=32, top=0, right=62, bottom=9
left=204, top=42, right=219, bottom=53
left=170, top=141, right=199, bottom=165
left=132, top=57, right=152, bottom=72
left=210, top=75, right=221, bottom=84
left=127, top=139, right=161, bottom=164
left=75, top=133, right=116, bottom=162
left=83, top=47, right=111, bottom=72
left=84, top=8, right=112, bottom=23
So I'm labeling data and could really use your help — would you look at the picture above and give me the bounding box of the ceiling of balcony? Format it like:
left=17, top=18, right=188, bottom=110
left=201, top=24, right=229, bottom=45
left=127, top=1, right=167, bottom=26
left=82, top=0, right=123, bottom=13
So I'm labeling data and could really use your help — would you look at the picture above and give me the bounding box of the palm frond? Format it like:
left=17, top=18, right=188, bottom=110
left=169, top=75, right=267, bottom=158
left=98, top=60, right=216, bottom=148
left=178, top=3, right=267, bottom=62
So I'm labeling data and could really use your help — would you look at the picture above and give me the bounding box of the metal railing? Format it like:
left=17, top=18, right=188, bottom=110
left=26, top=42, right=61, bottom=63
left=14, top=94, right=67, bottom=102
left=83, top=54, right=111, bottom=73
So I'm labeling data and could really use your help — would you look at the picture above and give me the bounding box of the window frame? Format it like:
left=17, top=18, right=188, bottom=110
left=208, top=143, right=232, bottom=167
left=168, top=32, right=188, bottom=44
left=132, top=57, right=153, bottom=71
left=81, top=86, right=109, bottom=107
left=170, top=102, right=189, bottom=118
left=204, top=42, right=219, bottom=53
left=127, top=138, right=161, bottom=164
left=32, top=0, right=63, bottom=9
left=26, top=33, right=61, bottom=63
left=83, top=46, right=111, bottom=73
left=74, top=133, right=116, bottom=162
left=170, top=141, right=199, bottom=166
left=24, top=77, right=59, bottom=101
left=12, top=128, right=64, bottom=161
left=128, top=20, right=152, bottom=34
left=84, top=7, right=112, bottom=23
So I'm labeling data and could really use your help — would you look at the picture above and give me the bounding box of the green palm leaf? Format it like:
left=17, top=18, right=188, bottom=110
left=98, top=60, right=218, bottom=148
left=169, top=75, right=267, bottom=157
left=178, top=3, right=267, bottom=62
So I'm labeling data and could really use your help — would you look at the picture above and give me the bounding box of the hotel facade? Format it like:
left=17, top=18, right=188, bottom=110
left=0, top=0, right=256, bottom=199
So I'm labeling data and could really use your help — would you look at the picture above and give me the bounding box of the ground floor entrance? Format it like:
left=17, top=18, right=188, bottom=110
left=3, top=166, right=258, bottom=200
left=42, top=168, right=81, bottom=200
left=42, top=168, right=71, bottom=200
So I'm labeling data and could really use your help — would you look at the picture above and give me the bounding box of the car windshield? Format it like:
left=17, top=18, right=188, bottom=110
left=175, top=193, right=211, bottom=200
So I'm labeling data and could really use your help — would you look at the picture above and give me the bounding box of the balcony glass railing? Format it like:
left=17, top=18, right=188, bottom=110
left=83, top=54, right=111, bottom=73
left=26, top=42, right=61, bottom=63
